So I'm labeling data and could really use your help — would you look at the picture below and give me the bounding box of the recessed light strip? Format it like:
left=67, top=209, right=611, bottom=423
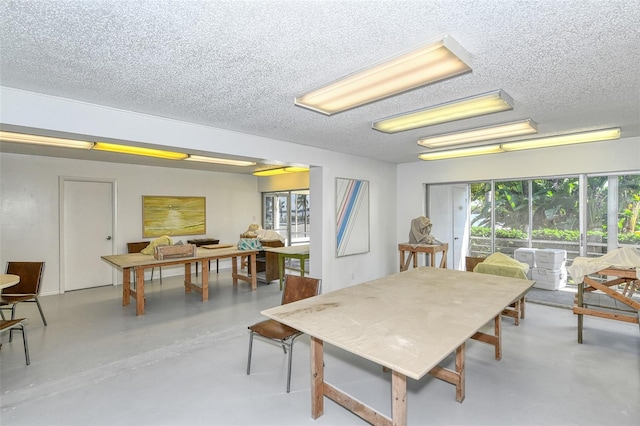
left=501, top=128, right=621, bottom=151
left=418, top=145, right=504, bottom=160
left=373, top=90, right=514, bottom=133
left=253, top=167, right=309, bottom=177
left=185, top=155, right=256, bottom=166
left=417, top=119, right=537, bottom=148
left=92, top=142, right=188, bottom=160
left=295, top=35, right=472, bottom=115
left=0, top=130, right=94, bottom=149
left=418, top=128, right=622, bottom=161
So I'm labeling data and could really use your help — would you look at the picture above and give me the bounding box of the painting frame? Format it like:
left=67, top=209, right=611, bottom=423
left=336, top=178, right=370, bottom=257
left=142, top=196, right=206, bottom=238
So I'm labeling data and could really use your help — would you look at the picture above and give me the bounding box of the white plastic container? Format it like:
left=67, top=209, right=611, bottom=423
left=534, top=249, right=567, bottom=269
left=514, top=248, right=538, bottom=268
left=532, top=267, right=567, bottom=290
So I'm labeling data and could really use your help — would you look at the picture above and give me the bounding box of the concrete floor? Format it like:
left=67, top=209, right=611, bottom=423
left=1, top=270, right=638, bottom=426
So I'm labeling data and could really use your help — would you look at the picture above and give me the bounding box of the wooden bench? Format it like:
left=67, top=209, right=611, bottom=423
left=573, top=267, right=640, bottom=343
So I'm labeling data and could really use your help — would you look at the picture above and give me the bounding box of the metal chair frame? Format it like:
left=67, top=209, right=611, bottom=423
left=246, top=274, right=321, bottom=392
left=1, top=262, right=46, bottom=341
left=1, top=318, right=30, bottom=365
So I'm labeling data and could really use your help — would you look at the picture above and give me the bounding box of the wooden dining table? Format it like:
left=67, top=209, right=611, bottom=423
left=262, top=266, right=534, bottom=426
left=101, top=246, right=258, bottom=316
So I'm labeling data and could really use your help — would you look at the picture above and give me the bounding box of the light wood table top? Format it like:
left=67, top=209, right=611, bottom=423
left=263, top=266, right=534, bottom=426
left=264, top=266, right=531, bottom=379
left=1, top=274, right=20, bottom=289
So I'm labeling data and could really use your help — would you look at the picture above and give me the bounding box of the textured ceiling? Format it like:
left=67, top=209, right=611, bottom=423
left=1, top=0, right=639, bottom=172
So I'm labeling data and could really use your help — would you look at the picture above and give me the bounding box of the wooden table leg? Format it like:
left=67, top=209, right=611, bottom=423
left=249, top=253, right=257, bottom=291
left=202, top=261, right=209, bottom=301
left=494, top=315, right=502, bottom=360
left=184, top=263, right=192, bottom=293
left=232, top=256, right=238, bottom=287
left=392, top=371, right=407, bottom=426
left=135, top=268, right=145, bottom=316
left=455, top=343, right=465, bottom=403
left=122, top=268, right=130, bottom=306
left=278, top=253, right=285, bottom=290
left=311, top=336, right=324, bottom=419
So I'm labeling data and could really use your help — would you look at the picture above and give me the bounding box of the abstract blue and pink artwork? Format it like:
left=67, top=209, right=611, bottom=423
left=336, top=178, right=370, bottom=257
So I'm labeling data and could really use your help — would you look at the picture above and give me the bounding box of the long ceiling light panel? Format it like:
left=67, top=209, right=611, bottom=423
left=372, top=90, right=514, bottom=133
left=417, top=119, right=537, bottom=148
left=184, top=155, right=256, bottom=166
left=0, top=130, right=94, bottom=149
left=501, top=128, right=621, bottom=151
left=92, top=142, right=188, bottom=160
left=418, top=144, right=504, bottom=161
left=295, top=35, right=472, bottom=115
left=253, top=167, right=309, bottom=176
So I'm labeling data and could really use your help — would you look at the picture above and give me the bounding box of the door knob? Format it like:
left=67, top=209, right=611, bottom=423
left=106, top=236, right=112, bottom=240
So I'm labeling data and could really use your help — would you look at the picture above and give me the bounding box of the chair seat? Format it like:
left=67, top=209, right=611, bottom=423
left=1, top=294, right=37, bottom=304
left=0, top=318, right=26, bottom=330
left=249, top=319, right=300, bottom=340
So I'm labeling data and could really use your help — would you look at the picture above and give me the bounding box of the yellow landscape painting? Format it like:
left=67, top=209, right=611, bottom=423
left=142, top=196, right=206, bottom=237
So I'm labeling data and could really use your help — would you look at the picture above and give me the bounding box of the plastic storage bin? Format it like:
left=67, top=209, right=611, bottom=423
left=534, top=249, right=567, bottom=269
left=532, top=267, right=567, bottom=290
left=514, top=248, right=537, bottom=268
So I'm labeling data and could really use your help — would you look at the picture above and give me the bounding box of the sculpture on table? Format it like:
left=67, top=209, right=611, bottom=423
left=409, top=216, right=442, bottom=245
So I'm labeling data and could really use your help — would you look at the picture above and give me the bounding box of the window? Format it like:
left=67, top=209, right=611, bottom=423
left=466, top=173, right=639, bottom=280
left=262, top=190, right=310, bottom=245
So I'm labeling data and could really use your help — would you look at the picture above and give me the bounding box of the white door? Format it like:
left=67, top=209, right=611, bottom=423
left=63, top=179, right=114, bottom=291
left=452, top=186, right=469, bottom=271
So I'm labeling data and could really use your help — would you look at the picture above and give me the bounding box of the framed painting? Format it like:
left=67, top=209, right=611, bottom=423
left=142, top=196, right=206, bottom=238
left=336, top=178, right=370, bottom=257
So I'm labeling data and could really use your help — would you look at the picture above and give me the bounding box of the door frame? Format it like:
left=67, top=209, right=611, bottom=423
left=59, top=176, right=118, bottom=293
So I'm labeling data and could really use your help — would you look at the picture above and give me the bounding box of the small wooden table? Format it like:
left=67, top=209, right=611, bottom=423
left=102, top=247, right=258, bottom=316
left=263, top=244, right=310, bottom=290
left=263, top=267, right=533, bottom=426
left=398, top=242, right=448, bottom=271
left=0, top=274, right=20, bottom=289
left=573, top=267, right=640, bottom=343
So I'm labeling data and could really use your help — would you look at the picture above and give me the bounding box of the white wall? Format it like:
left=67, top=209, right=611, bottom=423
left=396, top=136, right=640, bottom=248
left=0, top=87, right=399, bottom=295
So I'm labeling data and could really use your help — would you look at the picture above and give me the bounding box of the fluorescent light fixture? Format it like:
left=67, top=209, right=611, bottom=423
left=417, top=119, right=537, bottom=148
left=92, top=142, right=188, bottom=160
left=372, top=90, right=514, bottom=133
left=0, top=130, right=94, bottom=149
left=295, top=35, right=471, bottom=115
left=501, top=128, right=621, bottom=151
left=253, top=167, right=309, bottom=177
left=418, top=145, right=504, bottom=161
left=184, top=155, right=256, bottom=166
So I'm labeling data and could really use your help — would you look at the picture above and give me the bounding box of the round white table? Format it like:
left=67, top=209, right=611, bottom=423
left=0, top=274, right=20, bottom=289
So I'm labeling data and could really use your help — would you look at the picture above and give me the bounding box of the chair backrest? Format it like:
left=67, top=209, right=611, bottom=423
left=281, top=275, right=321, bottom=305
left=4, top=262, right=45, bottom=295
left=127, top=242, right=149, bottom=254
left=465, top=256, right=485, bottom=272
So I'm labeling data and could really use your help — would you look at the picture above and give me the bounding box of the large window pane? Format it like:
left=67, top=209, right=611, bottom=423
left=291, top=190, right=310, bottom=244
left=531, top=177, right=580, bottom=264
left=469, top=182, right=492, bottom=257
left=494, top=180, right=529, bottom=255
left=618, top=174, right=640, bottom=247
left=586, top=176, right=608, bottom=256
